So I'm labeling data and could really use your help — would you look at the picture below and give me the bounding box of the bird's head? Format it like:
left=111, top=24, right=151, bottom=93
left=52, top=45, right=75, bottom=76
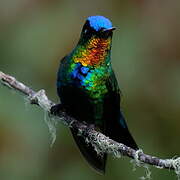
left=80, top=15, right=116, bottom=41
left=73, top=16, right=115, bottom=67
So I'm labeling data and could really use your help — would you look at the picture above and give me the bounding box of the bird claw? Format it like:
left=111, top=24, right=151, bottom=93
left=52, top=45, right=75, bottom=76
left=89, top=124, right=96, bottom=129
left=82, top=121, right=95, bottom=129
left=50, top=104, right=65, bottom=116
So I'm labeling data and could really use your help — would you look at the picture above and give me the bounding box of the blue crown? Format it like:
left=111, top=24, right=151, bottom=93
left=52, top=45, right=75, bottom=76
left=87, top=16, right=112, bottom=31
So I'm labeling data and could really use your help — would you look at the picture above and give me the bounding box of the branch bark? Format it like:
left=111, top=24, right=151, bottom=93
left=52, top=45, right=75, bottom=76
left=0, top=71, right=180, bottom=176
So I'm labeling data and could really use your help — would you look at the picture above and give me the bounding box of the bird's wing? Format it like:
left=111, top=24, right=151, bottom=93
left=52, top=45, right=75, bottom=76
left=103, top=70, right=138, bottom=150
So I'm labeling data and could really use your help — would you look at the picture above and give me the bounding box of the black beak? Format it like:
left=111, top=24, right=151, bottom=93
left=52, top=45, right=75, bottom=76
left=102, top=27, right=116, bottom=32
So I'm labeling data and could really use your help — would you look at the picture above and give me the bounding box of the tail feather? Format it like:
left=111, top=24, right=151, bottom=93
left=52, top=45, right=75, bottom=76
left=71, top=129, right=107, bottom=174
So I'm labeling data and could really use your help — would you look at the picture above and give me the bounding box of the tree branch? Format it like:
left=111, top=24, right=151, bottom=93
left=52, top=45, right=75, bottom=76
left=0, top=71, right=180, bottom=176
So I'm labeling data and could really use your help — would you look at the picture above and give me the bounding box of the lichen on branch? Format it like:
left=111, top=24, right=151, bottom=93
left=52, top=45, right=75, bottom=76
left=1, top=70, right=180, bottom=178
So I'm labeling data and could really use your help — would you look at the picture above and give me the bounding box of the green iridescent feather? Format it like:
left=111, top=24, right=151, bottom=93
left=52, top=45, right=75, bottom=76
left=52, top=15, right=138, bottom=174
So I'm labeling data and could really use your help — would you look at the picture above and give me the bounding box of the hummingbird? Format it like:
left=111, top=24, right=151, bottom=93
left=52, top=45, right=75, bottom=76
left=51, top=15, right=138, bottom=174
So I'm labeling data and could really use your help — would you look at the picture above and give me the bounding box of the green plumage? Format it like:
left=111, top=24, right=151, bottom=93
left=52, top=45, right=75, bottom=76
left=51, top=15, right=138, bottom=174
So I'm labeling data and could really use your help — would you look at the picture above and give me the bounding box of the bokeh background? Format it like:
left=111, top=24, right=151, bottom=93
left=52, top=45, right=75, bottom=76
left=0, top=0, right=180, bottom=179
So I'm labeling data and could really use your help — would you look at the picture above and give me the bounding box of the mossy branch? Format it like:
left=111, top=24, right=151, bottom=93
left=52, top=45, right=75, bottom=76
left=1, top=71, right=180, bottom=177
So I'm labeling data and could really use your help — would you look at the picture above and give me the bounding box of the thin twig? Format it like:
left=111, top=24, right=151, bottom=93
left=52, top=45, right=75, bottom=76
left=1, top=70, right=180, bottom=175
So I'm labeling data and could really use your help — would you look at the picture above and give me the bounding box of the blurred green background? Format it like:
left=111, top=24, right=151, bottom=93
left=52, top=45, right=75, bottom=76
left=0, top=0, right=180, bottom=179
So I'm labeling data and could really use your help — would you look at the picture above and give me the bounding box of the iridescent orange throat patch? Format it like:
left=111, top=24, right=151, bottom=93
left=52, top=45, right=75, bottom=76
left=73, top=37, right=111, bottom=67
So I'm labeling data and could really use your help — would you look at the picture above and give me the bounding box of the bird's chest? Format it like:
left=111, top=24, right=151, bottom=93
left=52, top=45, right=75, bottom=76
left=67, top=62, right=109, bottom=100
left=58, top=62, right=111, bottom=125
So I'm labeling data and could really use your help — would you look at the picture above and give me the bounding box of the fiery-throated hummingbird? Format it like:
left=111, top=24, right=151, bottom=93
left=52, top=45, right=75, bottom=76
left=51, top=15, right=138, bottom=174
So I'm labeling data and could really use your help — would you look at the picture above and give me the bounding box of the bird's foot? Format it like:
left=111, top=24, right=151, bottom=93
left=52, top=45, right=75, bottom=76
left=89, top=124, right=96, bottom=129
left=50, top=104, right=66, bottom=116
left=82, top=121, right=95, bottom=129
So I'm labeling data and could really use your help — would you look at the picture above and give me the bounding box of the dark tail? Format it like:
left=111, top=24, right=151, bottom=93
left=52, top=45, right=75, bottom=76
left=106, top=111, right=138, bottom=150
left=71, top=129, right=107, bottom=174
